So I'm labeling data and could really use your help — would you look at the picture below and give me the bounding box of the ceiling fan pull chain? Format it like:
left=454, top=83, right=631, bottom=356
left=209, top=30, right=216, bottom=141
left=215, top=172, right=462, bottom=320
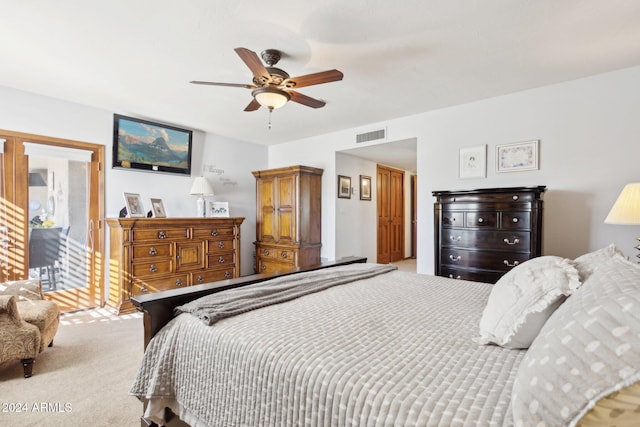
left=268, top=106, right=273, bottom=130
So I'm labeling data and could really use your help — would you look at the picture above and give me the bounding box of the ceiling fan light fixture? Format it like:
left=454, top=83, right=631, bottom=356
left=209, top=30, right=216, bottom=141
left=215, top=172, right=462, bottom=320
left=252, top=87, right=290, bottom=110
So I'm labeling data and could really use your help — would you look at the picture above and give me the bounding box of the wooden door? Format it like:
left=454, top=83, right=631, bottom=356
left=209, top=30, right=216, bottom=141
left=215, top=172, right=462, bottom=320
left=377, top=165, right=404, bottom=263
left=0, top=130, right=104, bottom=312
left=411, top=175, right=417, bottom=259
left=256, top=177, right=277, bottom=242
left=276, top=174, right=295, bottom=244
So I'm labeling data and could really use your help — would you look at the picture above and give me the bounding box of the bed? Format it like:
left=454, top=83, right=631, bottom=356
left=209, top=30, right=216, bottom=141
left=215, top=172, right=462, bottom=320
left=130, top=247, right=640, bottom=427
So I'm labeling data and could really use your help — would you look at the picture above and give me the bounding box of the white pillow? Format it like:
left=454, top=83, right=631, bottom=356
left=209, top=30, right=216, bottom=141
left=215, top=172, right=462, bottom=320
left=511, top=253, right=640, bottom=427
left=477, top=256, right=581, bottom=349
left=573, top=243, right=624, bottom=282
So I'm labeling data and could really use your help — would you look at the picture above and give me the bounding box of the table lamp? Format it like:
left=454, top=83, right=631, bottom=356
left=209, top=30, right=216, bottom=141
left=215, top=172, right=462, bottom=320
left=189, top=177, right=214, bottom=217
left=605, top=182, right=640, bottom=261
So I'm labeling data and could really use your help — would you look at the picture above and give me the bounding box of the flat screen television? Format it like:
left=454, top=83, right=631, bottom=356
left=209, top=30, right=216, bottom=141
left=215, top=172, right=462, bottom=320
left=112, top=114, right=193, bottom=176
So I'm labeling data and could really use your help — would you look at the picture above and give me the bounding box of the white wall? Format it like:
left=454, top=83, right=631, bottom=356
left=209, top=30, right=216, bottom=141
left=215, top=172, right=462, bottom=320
left=0, top=85, right=268, bottom=278
left=269, top=65, right=640, bottom=274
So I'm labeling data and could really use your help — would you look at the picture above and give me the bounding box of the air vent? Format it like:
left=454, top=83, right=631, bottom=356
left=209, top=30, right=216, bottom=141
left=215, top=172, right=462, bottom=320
left=356, top=128, right=386, bottom=143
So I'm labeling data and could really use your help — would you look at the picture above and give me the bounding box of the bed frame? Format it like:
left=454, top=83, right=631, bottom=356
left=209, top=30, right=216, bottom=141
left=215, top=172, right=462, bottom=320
left=131, top=256, right=367, bottom=426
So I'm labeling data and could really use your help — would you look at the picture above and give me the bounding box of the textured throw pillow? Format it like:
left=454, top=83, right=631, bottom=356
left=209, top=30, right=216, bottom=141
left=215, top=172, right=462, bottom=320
left=573, top=243, right=624, bottom=282
left=478, top=256, right=581, bottom=349
left=511, top=254, right=640, bottom=427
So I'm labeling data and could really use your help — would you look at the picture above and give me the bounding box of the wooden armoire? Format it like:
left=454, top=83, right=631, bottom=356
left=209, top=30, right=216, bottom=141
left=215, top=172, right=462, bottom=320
left=253, top=165, right=323, bottom=274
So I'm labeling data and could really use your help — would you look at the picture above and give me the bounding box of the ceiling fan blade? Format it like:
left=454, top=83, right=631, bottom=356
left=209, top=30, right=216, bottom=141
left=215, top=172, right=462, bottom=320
left=288, top=90, right=326, bottom=108
left=234, top=47, right=271, bottom=84
left=190, top=81, right=256, bottom=89
left=283, top=69, right=343, bottom=89
left=244, top=98, right=261, bottom=112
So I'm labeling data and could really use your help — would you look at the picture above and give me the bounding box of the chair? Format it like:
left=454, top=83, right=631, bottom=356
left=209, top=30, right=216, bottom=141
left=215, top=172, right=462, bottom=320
left=0, top=279, right=60, bottom=378
left=29, top=227, right=63, bottom=290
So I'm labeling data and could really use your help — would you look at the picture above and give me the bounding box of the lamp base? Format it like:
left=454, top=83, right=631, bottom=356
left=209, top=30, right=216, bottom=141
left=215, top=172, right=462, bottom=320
left=196, top=196, right=206, bottom=218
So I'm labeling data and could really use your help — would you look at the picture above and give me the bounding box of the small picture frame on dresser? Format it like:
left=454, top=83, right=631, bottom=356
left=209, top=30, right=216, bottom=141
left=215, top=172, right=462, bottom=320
left=459, top=145, right=486, bottom=179
left=210, top=202, right=229, bottom=217
left=123, top=192, right=145, bottom=218
left=150, top=198, right=166, bottom=218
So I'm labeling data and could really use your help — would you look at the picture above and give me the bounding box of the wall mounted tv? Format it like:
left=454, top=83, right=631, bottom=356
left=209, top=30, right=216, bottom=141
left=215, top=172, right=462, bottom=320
left=112, top=114, right=193, bottom=176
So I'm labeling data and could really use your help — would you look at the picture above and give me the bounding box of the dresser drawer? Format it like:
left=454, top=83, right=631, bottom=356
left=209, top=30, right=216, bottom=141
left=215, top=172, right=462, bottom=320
left=258, top=259, right=297, bottom=274
left=257, top=246, right=296, bottom=264
left=132, top=227, right=187, bottom=242
left=193, top=268, right=235, bottom=285
left=439, top=267, right=503, bottom=284
left=207, top=252, right=236, bottom=267
left=500, top=212, right=531, bottom=229
left=131, top=260, right=172, bottom=277
left=441, top=248, right=531, bottom=272
left=131, top=243, right=172, bottom=259
left=441, top=212, right=464, bottom=227
left=465, top=212, right=497, bottom=228
left=207, top=238, right=236, bottom=253
left=192, top=226, right=236, bottom=240
left=442, top=229, right=531, bottom=251
left=131, top=274, right=188, bottom=296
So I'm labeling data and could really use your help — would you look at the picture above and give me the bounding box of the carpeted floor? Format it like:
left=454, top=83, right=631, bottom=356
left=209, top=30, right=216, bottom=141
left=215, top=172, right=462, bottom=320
left=0, top=308, right=144, bottom=427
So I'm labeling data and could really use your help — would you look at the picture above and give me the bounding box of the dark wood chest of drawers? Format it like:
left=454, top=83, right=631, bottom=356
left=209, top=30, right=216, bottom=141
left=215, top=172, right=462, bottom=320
left=433, top=186, right=546, bottom=283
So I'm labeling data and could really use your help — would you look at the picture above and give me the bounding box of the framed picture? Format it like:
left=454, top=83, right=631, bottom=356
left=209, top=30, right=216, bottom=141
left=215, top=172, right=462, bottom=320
left=496, top=140, right=539, bottom=172
left=459, top=145, right=486, bottom=179
left=150, top=198, right=166, bottom=218
left=210, top=202, right=230, bottom=217
left=112, top=114, right=193, bottom=176
left=360, top=175, right=372, bottom=201
left=123, top=192, right=145, bottom=217
left=338, top=175, right=351, bottom=199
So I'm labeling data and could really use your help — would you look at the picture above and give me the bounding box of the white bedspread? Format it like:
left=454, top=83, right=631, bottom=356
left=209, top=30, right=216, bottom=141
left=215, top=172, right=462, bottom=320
left=131, top=267, right=525, bottom=426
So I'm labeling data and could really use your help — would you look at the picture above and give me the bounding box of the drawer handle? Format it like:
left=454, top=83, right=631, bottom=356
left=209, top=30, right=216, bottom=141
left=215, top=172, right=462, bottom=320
left=449, top=255, right=461, bottom=262
left=512, top=217, right=519, bottom=223
left=448, top=274, right=461, bottom=279
left=512, top=195, right=519, bottom=200
left=211, top=229, right=218, bottom=237
left=218, top=241, right=225, bottom=249
left=218, top=256, right=225, bottom=264
left=281, top=251, right=287, bottom=259
left=264, top=249, right=270, bottom=256
left=140, top=284, right=148, bottom=293
left=262, top=264, right=267, bottom=271
left=157, top=231, right=167, bottom=239
left=504, top=260, right=520, bottom=267
left=197, top=275, right=204, bottom=283
left=224, top=271, right=231, bottom=279
left=477, top=218, right=484, bottom=223
left=149, top=247, right=157, bottom=255
left=503, top=238, right=520, bottom=245
left=149, top=264, right=157, bottom=273
left=175, top=279, right=183, bottom=287
left=449, top=235, right=461, bottom=241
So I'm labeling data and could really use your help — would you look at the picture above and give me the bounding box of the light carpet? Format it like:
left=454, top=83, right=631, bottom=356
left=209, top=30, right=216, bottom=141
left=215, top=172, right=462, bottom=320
left=0, top=307, right=144, bottom=426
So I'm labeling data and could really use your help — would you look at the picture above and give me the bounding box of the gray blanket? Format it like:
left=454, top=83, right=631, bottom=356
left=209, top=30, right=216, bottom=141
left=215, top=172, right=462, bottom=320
left=175, top=263, right=397, bottom=325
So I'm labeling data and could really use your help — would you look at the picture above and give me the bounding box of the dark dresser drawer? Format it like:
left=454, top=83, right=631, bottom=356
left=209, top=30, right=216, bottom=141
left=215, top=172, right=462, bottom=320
left=442, top=229, right=531, bottom=252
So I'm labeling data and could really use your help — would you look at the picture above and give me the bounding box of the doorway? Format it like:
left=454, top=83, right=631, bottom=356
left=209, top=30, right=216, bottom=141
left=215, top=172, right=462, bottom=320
left=0, top=130, right=104, bottom=312
left=377, top=164, right=404, bottom=264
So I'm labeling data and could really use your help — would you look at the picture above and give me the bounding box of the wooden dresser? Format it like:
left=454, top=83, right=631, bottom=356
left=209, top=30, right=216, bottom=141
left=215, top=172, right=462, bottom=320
left=253, top=165, right=323, bottom=274
left=106, top=217, right=244, bottom=314
left=433, top=186, right=545, bottom=283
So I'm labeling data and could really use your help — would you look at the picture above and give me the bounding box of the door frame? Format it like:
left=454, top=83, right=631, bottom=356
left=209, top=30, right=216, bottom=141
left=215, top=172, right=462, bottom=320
left=1, top=129, right=105, bottom=311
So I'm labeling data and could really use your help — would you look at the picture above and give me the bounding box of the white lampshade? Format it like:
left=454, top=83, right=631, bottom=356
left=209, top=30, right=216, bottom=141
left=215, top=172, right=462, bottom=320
left=252, top=87, right=290, bottom=110
left=189, top=177, right=214, bottom=196
left=605, top=183, right=640, bottom=225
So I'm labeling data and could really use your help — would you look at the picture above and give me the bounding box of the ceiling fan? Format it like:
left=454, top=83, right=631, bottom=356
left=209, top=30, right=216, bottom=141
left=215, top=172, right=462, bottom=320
left=190, top=47, right=344, bottom=113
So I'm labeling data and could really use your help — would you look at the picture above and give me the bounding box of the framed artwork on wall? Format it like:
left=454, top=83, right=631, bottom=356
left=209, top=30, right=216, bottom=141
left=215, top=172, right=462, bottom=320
left=459, top=145, right=486, bottom=179
left=360, top=175, right=372, bottom=200
left=123, top=192, right=145, bottom=217
left=338, top=175, right=351, bottom=199
left=496, top=140, right=539, bottom=172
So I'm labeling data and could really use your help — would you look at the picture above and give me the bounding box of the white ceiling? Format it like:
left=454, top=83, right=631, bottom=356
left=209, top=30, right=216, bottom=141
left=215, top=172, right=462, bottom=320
left=2, top=1, right=640, bottom=148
